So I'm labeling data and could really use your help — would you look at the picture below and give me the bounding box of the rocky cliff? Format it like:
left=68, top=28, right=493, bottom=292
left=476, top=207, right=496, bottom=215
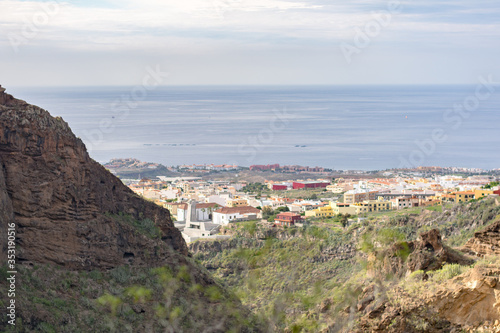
left=0, top=86, right=264, bottom=332
left=0, top=86, right=188, bottom=270
left=463, top=219, right=500, bottom=257
left=404, top=229, right=473, bottom=273
left=0, top=85, right=20, bottom=106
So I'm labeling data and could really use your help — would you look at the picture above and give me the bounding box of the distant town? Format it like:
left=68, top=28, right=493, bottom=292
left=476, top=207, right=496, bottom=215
left=105, top=158, right=497, bottom=177
left=103, top=158, right=500, bottom=244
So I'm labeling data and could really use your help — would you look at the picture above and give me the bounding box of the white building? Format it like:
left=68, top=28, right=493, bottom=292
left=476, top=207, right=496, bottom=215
left=195, top=202, right=221, bottom=221
left=206, top=195, right=228, bottom=207
left=160, top=188, right=180, bottom=200
left=181, top=223, right=222, bottom=243
left=180, top=200, right=228, bottom=243
left=212, top=206, right=261, bottom=225
left=142, top=189, right=161, bottom=200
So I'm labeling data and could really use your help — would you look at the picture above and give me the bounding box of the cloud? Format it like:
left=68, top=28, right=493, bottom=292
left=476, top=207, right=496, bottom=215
left=1, top=0, right=499, bottom=50
left=1, top=0, right=499, bottom=85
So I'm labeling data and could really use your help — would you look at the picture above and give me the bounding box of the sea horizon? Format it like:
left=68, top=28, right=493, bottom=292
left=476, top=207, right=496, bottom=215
left=7, top=84, right=500, bottom=171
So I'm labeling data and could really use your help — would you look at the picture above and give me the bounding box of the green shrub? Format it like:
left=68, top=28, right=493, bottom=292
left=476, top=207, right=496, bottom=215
left=106, top=212, right=161, bottom=239
left=407, top=270, right=425, bottom=282
left=360, top=227, right=406, bottom=254
left=125, top=286, right=152, bottom=303
left=110, top=266, right=131, bottom=284
left=428, top=264, right=468, bottom=282
left=37, top=322, right=56, bottom=333
left=88, top=270, right=103, bottom=280
left=242, top=221, right=258, bottom=236
left=96, top=293, right=122, bottom=315
left=377, top=228, right=405, bottom=246
left=0, top=265, right=9, bottom=280
left=425, top=205, right=443, bottom=212
left=205, top=285, right=223, bottom=301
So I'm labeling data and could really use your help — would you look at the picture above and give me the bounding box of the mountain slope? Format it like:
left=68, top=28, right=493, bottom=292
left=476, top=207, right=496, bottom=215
left=0, top=86, right=263, bottom=332
left=0, top=87, right=187, bottom=269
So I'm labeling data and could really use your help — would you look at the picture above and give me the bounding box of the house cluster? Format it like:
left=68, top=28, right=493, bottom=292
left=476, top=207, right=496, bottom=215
left=104, top=158, right=160, bottom=170
left=127, top=173, right=499, bottom=243
left=170, top=201, right=264, bottom=243
left=267, top=181, right=330, bottom=191
left=177, top=164, right=240, bottom=172
left=249, top=164, right=329, bottom=173
left=414, top=166, right=487, bottom=174
left=305, top=177, right=500, bottom=217
left=271, top=176, right=500, bottom=218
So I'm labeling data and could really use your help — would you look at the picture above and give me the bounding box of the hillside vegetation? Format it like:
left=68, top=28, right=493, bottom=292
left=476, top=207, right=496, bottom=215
left=190, top=198, right=500, bottom=332
left=0, top=259, right=263, bottom=332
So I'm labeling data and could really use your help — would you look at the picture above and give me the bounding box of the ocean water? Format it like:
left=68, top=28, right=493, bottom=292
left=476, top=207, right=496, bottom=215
left=9, top=85, right=500, bottom=170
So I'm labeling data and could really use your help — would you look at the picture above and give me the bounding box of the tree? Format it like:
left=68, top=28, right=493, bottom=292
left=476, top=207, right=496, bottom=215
left=275, top=206, right=289, bottom=213
left=483, top=181, right=499, bottom=189
left=242, top=182, right=267, bottom=193
left=261, top=206, right=274, bottom=219
left=339, top=214, right=350, bottom=228
left=267, top=214, right=277, bottom=222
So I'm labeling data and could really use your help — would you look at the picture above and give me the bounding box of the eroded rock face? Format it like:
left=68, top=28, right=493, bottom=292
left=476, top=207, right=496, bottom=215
left=406, top=229, right=473, bottom=272
left=431, top=265, right=500, bottom=328
left=381, top=229, right=473, bottom=276
left=462, top=221, right=500, bottom=257
left=0, top=85, right=20, bottom=106
left=0, top=86, right=188, bottom=270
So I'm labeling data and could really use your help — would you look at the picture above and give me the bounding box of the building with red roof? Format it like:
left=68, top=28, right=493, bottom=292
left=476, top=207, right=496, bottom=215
left=292, top=181, right=329, bottom=189
left=274, top=212, right=304, bottom=227
left=213, top=206, right=261, bottom=225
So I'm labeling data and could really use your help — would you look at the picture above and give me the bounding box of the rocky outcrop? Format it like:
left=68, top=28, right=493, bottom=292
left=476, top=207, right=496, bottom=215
left=431, top=265, right=500, bottom=328
left=352, top=284, right=459, bottom=333
left=406, top=229, right=473, bottom=272
left=0, top=85, right=188, bottom=270
left=352, top=264, right=500, bottom=333
left=353, top=265, right=500, bottom=332
left=354, top=228, right=500, bottom=333
left=381, top=229, right=473, bottom=276
left=190, top=237, right=262, bottom=255
left=462, top=220, right=500, bottom=257
left=0, top=85, right=21, bottom=106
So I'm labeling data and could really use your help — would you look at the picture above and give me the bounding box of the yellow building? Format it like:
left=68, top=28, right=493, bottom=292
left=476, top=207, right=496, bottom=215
left=475, top=189, right=494, bottom=199
left=343, top=190, right=378, bottom=204
left=226, top=198, right=248, bottom=207
left=330, top=202, right=357, bottom=216
left=439, top=193, right=456, bottom=204
left=352, top=200, right=392, bottom=214
left=326, top=184, right=344, bottom=193
left=455, top=191, right=475, bottom=203
left=366, top=200, right=392, bottom=212
left=353, top=204, right=369, bottom=215
left=164, top=202, right=188, bottom=216
left=181, top=183, right=191, bottom=192
left=305, top=205, right=334, bottom=218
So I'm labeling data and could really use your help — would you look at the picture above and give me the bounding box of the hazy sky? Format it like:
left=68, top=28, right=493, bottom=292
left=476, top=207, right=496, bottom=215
left=1, top=0, right=499, bottom=86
